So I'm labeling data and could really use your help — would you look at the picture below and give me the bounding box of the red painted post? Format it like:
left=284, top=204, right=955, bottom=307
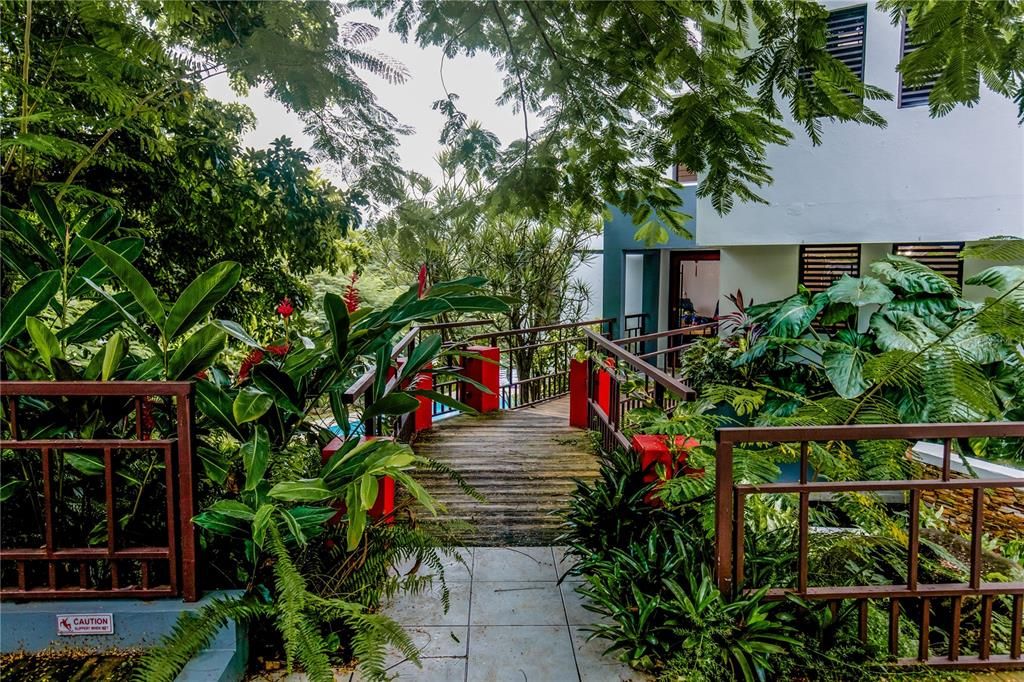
left=413, top=361, right=433, bottom=432
left=596, top=358, right=613, bottom=416
left=322, top=436, right=396, bottom=524
left=460, top=345, right=500, bottom=413
left=568, top=359, right=588, bottom=428
left=631, top=434, right=702, bottom=505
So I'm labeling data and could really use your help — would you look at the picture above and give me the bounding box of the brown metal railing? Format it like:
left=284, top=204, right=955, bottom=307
left=0, top=381, right=198, bottom=601
left=468, top=318, right=615, bottom=410
left=614, top=321, right=718, bottom=374
left=715, top=423, right=1024, bottom=669
left=582, top=328, right=697, bottom=453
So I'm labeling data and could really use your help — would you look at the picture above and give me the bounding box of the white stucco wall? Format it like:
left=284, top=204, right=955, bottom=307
left=718, top=246, right=801, bottom=315
left=623, top=253, right=645, bottom=316
left=696, top=2, right=1024, bottom=247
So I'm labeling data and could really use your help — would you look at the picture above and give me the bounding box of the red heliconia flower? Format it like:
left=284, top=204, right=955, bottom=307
left=276, top=296, right=294, bottom=319
left=417, top=264, right=428, bottom=299
left=238, top=349, right=265, bottom=383
left=266, top=344, right=290, bottom=357
left=344, top=272, right=360, bottom=313
left=194, top=370, right=209, bottom=381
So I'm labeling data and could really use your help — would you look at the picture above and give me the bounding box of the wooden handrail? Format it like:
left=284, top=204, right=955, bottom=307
left=467, top=317, right=614, bottom=342
left=583, top=328, right=696, bottom=401
left=613, top=321, right=718, bottom=346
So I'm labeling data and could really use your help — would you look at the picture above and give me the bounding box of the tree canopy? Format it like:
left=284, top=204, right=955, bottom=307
left=355, top=0, right=1024, bottom=244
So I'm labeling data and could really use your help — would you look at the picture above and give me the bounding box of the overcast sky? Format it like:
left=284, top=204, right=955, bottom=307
left=205, top=8, right=531, bottom=186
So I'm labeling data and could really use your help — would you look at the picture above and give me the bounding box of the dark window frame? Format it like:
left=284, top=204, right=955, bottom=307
left=798, top=244, right=863, bottom=294
left=892, top=242, right=964, bottom=287
left=672, top=163, right=698, bottom=184
left=824, top=5, right=868, bottom=83
left=898, top=16, right=937, bottom=109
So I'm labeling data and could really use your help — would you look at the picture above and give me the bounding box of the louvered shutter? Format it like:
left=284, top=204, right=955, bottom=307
left=893, top=242, right=964, bottom=286
left=826, top=6, right=867, bottom=81
left=673, top=163, right=697, bottom=183
left=898, top=19, right=937, bottom=108
left=799, top=244, right=862, bottom=293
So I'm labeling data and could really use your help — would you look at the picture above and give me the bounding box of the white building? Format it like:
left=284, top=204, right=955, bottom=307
left=601, top=1, right=1024, bottom=339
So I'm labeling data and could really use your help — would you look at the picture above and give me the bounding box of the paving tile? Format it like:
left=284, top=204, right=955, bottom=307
left=571, top=627, right=651, bottom=682
left=392, top=548, right=473, bottom=582
left=467, top=625, right=578, bottom=682
left=473, top=546, right=557, bottom=581
left=353, top=657, right=466, bottom=682
left=560, top=582, right=608, bottom=626
left=471, top=581, right=567, bottom=626
left=383, top=626, right=468, bottom=665
left=553, top=546, right=584, bottom=582
left=383, top=580, right=470, bottom=627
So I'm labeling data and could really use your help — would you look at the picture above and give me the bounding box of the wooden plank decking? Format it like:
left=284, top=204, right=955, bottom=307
left=410, top=397, right=600, bottom=546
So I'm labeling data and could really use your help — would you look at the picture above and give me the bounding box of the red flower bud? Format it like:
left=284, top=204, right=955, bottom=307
left=276, top=297, right=294, bottom=318
left=239, top=349, right=265, bottom=383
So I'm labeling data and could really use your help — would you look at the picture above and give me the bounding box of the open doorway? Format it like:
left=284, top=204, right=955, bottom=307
left=668, top=250, right=720, bottom=329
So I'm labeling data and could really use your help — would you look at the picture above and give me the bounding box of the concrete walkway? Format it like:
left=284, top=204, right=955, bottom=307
left=358, top=546, right=647, bottom=682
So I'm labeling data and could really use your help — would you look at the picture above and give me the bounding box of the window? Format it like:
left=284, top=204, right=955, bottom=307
left=799, top=244, right=862, bottom=293
left=898, top=18, right=937, bottom=108
left=825, top=6, right=867, bottom=82
left=673, top=163, right=697, bottom=184
left=893, top=242, right=964, bottom=286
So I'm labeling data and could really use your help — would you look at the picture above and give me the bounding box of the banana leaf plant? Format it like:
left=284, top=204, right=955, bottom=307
left=191, top=275, right=509, bottom=563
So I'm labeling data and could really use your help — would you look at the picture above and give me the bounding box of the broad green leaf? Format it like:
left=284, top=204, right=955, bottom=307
left=268, top=478, right=333, bottom=503
left=29, top=186, right=66, bottom=244
left=192, top=509, right=250, bottom=536
left=362, top=392, right=420, bottom=422
left=870, top=311, right=939, bottom=352
left=288, top=506, right=337, bottom=536
left=197, top=446, right=229, bottom=485
left=409, top=389, right=477, bottom=415
left=345, top=486, right=366, bottom=550
left=391, top=297, right=453, bottom=323
left=68, top=237, right=145, bottom=296
left=63, top=452, right=105, bottom=476
left=195, top=380, right=244, bottom=439
left=0, top=480, right=25, bottom=501
left=251, top=504, right=275, bottom=548
left=324, top=292, right=350, bottom=362
left=252, top=365, right=301, bottom=414
left=0, top=270, right=60, bottom=345
left=233, top=387, right=273, bottom=425
left=766, top=291, right=828, bottom=338
left=214, top=319, right=263, bottom=348
left=398, top=334, right=441, bottom=384
left=329, top=389, right=350, bottom=436
left=164, top=261, right=242, bottom=341
left=373, top=343, right=391, bottom=398
left=126, top=356, right=163, bottom=380
left=822, top=343, right=872, bottom=399
left=443, top=294, right=510, bottom=313
left=824, top=275, right=894, bottom=307
left=425, top=276, right=488, bottom=297
left=79, top=278, right=162, bottom=355
left=871, top=255, right=957, bottom=295
left=241, top=425, right=271, bottom=491
left=1, top=204, right=58, bottom=266
left=101, top=332, right=127, bottom=381
left=25, top=316, right=62, bottom=369
left=58, top=293, right=140, bottom=344
left=83, top=238, right=165, bottom=331
left=68, top=207, right=121, bottom=262
left=1, top=240, right=42, bottom=279
left=208, top=499, right=255, bottom=520
left=278, top=508, right=308, bottom=545
left=359, top=474, right=379, bottom=510
left=167, top=324, right=226, bottom=380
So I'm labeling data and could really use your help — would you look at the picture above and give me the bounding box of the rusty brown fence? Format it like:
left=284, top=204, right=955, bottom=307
left=715, top=424, right=1024, bottom=670
left=0, top=381, right=198, bottom=601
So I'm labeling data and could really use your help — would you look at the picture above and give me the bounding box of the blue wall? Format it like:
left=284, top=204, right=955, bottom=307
left=602, top=187, right=699, bottom=335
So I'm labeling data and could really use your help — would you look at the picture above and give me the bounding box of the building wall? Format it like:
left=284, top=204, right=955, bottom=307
left=718, top=246, right=801, bottom=315
left=696, top=2, right=1024, bottom=247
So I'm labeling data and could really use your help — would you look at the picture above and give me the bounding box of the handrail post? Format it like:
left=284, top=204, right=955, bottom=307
left=715, top=432, right=734, bottom=598
left=176, top=385, right=199, bottom=602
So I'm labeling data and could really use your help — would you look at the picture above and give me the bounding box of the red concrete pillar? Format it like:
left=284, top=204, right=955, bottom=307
left=630, top=434, right=703, bottom=505
left=460, top=345, right=500, bottom=413
left=568, top=359, right=589, bottom=428
left=321, top=436, right=396, bottom=523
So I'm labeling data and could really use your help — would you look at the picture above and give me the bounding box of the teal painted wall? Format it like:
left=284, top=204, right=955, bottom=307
left=602, top=187, right=699, bottom=336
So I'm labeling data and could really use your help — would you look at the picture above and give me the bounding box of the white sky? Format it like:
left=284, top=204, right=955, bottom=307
left=204, top=9, right=532, bottom=186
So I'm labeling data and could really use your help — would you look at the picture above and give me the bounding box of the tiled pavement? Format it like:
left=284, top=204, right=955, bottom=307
left=356, top=546, right=649, bottom=682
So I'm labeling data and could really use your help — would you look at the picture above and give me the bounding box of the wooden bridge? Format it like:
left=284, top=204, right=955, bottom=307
left=412, top=397, right=596, bottom=545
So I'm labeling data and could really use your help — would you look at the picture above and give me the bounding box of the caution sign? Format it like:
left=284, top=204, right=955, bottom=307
left=57, top=613, right=114, bottom=635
